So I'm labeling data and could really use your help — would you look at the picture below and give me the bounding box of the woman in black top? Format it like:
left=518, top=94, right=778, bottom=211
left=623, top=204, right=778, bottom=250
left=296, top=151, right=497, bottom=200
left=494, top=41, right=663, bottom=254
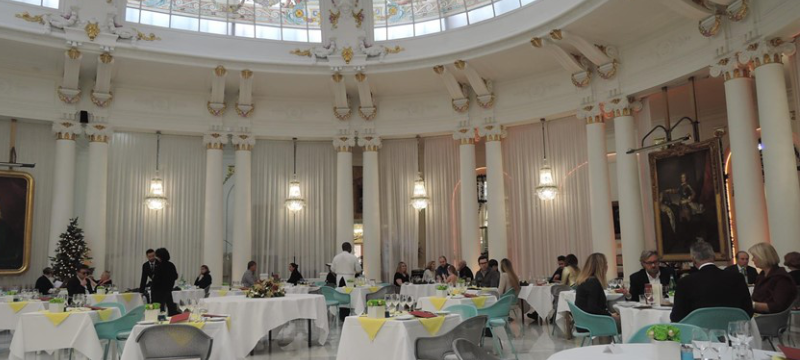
left=151, top=248, right=180, bottom=316
left=287, top=263, right=303, bottom=285
left=394, top=262, right=410, bottom=286
left=575, top=253, right=620, bottom=326
left=784, top=252, right=800, bottom=285
left=194, top=265, right=212, bottom=289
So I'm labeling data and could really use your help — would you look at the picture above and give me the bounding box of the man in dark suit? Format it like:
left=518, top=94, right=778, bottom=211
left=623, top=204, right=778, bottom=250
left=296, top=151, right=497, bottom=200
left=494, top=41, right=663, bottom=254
left=35, top=267, right=56, bottom=295
left=549, top=256, right=566, bottom=283
left=139, top=249, right=157, bottom=294
left=628, top=250, right=677, bottom=301
left=435, top=256, right=450, bottom=281
left=67, top=265, right=94, bottom=300
left=724, top=251, right=758, bottom=285
left=670, top=241, right=754, bottom=322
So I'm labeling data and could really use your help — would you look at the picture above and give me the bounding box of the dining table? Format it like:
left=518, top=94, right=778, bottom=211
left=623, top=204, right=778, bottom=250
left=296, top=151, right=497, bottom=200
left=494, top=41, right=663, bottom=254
left=87, top=292, right=145, bottom=312
left=171, top=288, right=206, bottom=304
left=336, top=286, right=386, bottom=315
left=399, top=284, right=438, bottom=300
left=546, top=343, right=778, bottom=360
left=416, top=295, right=497, bottom=312
left=518, top=284, right=555, bottom=320
left=207, top=289, right=246, bottom=297
left=336, top=314, right=462, bottom=360
left=0, top=300, right=47, bottom=331
left=121, top=319, right=236, bottom=360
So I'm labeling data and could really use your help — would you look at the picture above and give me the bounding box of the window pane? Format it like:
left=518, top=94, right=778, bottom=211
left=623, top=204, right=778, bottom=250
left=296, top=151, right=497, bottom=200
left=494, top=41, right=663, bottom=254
left=142, top=0, right=171, bottom=13
left=438, top=0, right=465, bottom=17
left=42, top=0, right=59, bottom=8
left=200, top=18, right=229, bottom=34
left=282, top=27, right=308, bottom=41
left=374, top=27, right=387, bottom=41
left=373, top=0, right=387, bottom=29
left=13, top=0, right=41, bottom=6
left=232, top=0, right=255, bottom=28
left=308, top=29, right=322, bottom=42
left=140, top=10, right=171, bottom=27
left=256, top=25, right=282, bottom=39
left=387, top=24, right=413, bottom=39
left=126, top=8, right=141, bottom=22
left=173, top=0, right=201, bottom=17
left=386, top=0, right=413, bottom=26
left=307, top=0, right=322, bottom=29
left=467, top=5, right=492, bottom=23
left=234, top=23, right=255, bottom=36
left=413, top=0, right=439, bottom=23
left=414, top=18, right=439, bottom=35
left=520, top=0, right=534, bottom=5
left=492, top=0, right=517, bottom=15
left=442, top=12, right=466, bottom=30
left=171, top=15, right=200, bottom=30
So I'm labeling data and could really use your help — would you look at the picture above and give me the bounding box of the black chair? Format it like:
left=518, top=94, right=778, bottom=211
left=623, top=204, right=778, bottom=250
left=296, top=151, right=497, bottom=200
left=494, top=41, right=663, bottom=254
left=136, top=324, right=213, bottom=360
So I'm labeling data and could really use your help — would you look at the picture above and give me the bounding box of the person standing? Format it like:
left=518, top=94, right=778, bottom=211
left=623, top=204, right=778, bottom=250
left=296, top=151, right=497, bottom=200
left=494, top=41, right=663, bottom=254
left=331, top=242, right=361, bottom=286
left=725, top=251, right=759, bottom=285
left=35, top=267, right=56, bottom=295
left=139, top=249, right=157, bottom=295
left=151, top=248, right=180, bottom=316
left=241, top=261, right=260, bottom=288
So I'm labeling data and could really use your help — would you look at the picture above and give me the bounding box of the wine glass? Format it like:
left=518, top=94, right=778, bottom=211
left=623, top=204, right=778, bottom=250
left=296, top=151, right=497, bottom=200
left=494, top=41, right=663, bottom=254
left=691, top=327, right=710, bottom=360
left=708, top=329, right=727, bottom=360
left=728, top=320, right=752, bottom=360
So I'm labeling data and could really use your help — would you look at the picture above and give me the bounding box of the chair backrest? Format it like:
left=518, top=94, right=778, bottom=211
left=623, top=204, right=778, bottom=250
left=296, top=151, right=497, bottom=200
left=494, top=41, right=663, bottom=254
left=452, top=338, right=503, bottom=360
left=483, top=290, right=501, bottom=299
left=415, top=316, right=488, bottom=360
left=320, top=285, right=351, bottom=304
left=136, top=324, right=213, bottom=360
left=444, top=304, right=479, bottom=320
left=566, top=301, right=618, bottom=337
left=365, top=286, right=391, bottom=301
left=502, top=288, right=517, bottom=301
left=95, top=306, right=145, bottom=341
left=754, top=306, right=792, bottom=337
left=476, top=294, right=514, bottom=321
left=678, top=307, right=750, bottom=331
left=94, top=302, right=127, bottom=316
left=627, top=323, right=707, bottom=344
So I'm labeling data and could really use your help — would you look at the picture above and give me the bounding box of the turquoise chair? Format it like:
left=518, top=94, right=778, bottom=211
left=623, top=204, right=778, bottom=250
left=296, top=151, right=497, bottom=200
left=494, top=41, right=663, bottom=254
left=94, top=305, right=145, bottom=360
left=678, top=307, right=750, bottom=332
left=445, top=304, right=478, bottom=320
left=477, top=295, right=519, bottom=360
left=566, top=301, right=620, bottom=347
left=628, top=323, right=707, bottom=344
left=94, top=302, right=127, bottom=316
left=320, top=286, right=351, bottom=327
left=500, top=289, right=524, bottom=335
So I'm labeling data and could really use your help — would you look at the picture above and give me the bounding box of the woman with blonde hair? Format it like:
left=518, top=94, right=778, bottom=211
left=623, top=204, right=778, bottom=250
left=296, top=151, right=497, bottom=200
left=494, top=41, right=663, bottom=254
left=749, top=242, right=798, bottom=313
left=445, top=265, right=459, bottom=285
left=498, top=258, right=521, bottom=296
left=575, top=253, right=619, bottom=322
left=394, top=262, right=410, bottom=286
left=422, top=261, right=436, bottom=283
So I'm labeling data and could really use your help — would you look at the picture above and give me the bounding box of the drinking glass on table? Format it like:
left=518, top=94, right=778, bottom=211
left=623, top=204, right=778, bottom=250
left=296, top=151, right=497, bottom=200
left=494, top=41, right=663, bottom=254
left=728, top=320, right=753, bottom=360
left=708, top=329, right=727, bottom=360
left=691, top=327, right=710, bottom=360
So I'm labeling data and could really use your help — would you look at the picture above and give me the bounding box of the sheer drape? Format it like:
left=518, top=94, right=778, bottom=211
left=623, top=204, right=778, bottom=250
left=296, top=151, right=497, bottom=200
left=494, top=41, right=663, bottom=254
left=107, top=133, right=206, bottom=289
left=251, top=140, right=337, bottom=280
left=0, top=120, right=55, bottom=287
left=423, top=136, right=461, bottom=267
left=379, top=139, right=419, bottom=280
left=503, top=117, right=592, bottom=280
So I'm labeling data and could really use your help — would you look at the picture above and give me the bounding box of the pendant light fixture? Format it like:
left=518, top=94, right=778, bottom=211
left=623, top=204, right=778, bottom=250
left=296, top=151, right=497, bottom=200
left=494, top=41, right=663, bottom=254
left=145, top=131, right=168, bottom=210
left=535, top=118, right=558, bottom=201
left=285, top=137, right=306, bottom=212
left=410, top=135, right=429, bottom=210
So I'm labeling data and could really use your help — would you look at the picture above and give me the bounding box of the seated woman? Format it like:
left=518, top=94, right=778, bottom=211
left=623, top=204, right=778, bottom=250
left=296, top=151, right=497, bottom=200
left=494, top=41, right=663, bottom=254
left=194, top=265, right=212, bottom=289
left=394, top=262, right=410, bottom=286
left=96, top=270, right=113, bottom=287
left=750, top=243, right=798, bottom=313
left=498, top=258, right=521, bottom=296
left=784, top=252, right=800, bottom=285
left=422, top=261, right=436, bottom=283
left=287, top=263, right=303, bottom=285
left=445, top=265, right=459, bottom=286
left=575, top=253, right=620, bottom=326
left=561, top=254, right=580, bottom=288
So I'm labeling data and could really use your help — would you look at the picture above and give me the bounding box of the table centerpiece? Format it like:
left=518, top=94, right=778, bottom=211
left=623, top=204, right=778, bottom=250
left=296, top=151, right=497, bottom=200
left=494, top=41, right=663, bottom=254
left=366, top=299, right=386, bottom=318
left=647, top=324, right=681, bottom=360
left=48, top=297, right=65, bottom=313
left=246, top=279, right=285, bottom=298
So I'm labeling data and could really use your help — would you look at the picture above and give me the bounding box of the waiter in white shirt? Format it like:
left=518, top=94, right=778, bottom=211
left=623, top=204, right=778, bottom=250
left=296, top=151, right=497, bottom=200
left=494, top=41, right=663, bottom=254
left=331, top=242, right=361, bottom=287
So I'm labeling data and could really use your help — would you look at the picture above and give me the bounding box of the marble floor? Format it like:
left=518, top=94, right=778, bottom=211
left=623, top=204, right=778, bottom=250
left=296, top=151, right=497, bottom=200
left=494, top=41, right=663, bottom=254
left=1, top=316, right=798, bottom=360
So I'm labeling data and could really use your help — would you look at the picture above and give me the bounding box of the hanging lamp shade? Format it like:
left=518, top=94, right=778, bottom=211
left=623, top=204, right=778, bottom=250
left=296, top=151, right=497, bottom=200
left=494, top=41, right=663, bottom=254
left=145, top=131, right=168, bottom=210
left=411, top=172, right=429, bottom=210
left=535, top=119, right=559, bottom=201
left=285, top=138, right=306, bottom=212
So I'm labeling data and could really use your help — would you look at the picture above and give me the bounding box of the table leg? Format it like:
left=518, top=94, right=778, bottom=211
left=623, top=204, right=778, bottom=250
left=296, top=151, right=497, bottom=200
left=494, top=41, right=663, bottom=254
left=268, top=330, right=272, bottom=353
left=308, top=319, right=312, bottom=347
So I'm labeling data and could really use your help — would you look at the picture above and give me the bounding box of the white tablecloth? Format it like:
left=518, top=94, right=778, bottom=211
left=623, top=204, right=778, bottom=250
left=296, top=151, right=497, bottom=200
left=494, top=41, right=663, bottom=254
left=417, top=296, right=497, bottom=312
left=284, top=286, right=320, bottom=295
left=615, top=304, right=762, bottom=349
left=1, top=295, right=15, bottom=302
left=518, top=284, right=554, bottom=318
left=120, top=321, right=236, bottom=360
left=337, top=286, right=383, bottom=315
left=399, top=284, right=438, bottom=300
left=9, top=309, right=122, bottom=360
left=547, top=344, right=776, bottom=360
left=207, top=289, right=246, bottom=298
left=87, top=293, right=145, bottom=313
left=172, top=289, right=206, bottom=303
left=0, top=301, right=47, bottom=330
left=336, top=314, right=462, bottom=360
left=201, top=294, right=329, bottom=358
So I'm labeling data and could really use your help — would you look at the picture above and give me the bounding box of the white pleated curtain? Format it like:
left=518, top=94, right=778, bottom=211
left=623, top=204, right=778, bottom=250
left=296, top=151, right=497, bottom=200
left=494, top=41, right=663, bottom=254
left=251, top=140, right=337, bottom=280
left=423, top=136, right=461, bottom=267
left=0, top=120, right=55, bottom=287
left=106, top=133, right=206, bottom=289
left=379, top=139, right=419, bottom=280
left=503, top=117, right=593, bottom=280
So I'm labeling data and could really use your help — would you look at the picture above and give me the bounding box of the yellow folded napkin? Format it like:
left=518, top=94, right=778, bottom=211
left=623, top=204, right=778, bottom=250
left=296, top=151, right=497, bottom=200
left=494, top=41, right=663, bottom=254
left=8, top=302, right=29, bottom=313
left=470, top=296, right=488, bottom=308
left=187, top=321, right=205, bottom=330
left=418, top=316, right=446, bottom=336
left=342, top=288, right=354, bottom=294
left=429, top=297, right=448, bottom=311
left=369, top=287, right=379, bottom=293
left=121, top=293, right=135, bottom=303
left=218, top=290, right=228, bottom=297
left=356, top=317, right=387, bottom=341
left=226, top=317, right=231, bottom=331
left=42, top=312, right=71, bottom=326
left=91, top=294, right=107, bottom=303
left=97, top=308, right=113, bottom=321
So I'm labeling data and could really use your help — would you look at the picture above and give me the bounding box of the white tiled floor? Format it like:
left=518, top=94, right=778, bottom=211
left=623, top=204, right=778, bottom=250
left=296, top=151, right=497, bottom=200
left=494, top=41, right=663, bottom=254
left=1, top=315, right=798, bottom=360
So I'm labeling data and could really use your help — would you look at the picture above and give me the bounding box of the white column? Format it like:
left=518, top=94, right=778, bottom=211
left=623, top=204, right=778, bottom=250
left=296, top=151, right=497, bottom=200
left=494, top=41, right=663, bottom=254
left=359, top=133, right=381, bottom=281
left=454, top=124, right=480, bottom=270
left=479, top=121, right=508, bottom=261
left=231, top=133, right=254, bottom=279
left=83, top=124, right=112, bottom=272
left=711, top=58, right=770, bottom=252
left=334, top=133, right=355, bottom=246
left=203, top=131, right=227, bottom=285
left=748, top=40, right=800, bottom=256
left=582, top=106, right=618, bottom=279
left=610, top=100, right=645, bottom=279
left=49, top=121, right=81, bottom=258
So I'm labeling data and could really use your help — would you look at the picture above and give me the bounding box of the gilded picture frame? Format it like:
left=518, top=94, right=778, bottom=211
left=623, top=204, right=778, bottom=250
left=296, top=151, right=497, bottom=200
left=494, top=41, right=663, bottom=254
left=0, top=170, right=34, bottom=275
left=649, top=139, right=730, bottom=262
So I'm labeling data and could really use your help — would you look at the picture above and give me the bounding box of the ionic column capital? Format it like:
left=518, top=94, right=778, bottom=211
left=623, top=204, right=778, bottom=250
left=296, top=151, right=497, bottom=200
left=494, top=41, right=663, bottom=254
left=477, top=119, right=506, bottom=142
left=231, top=131, right=255, bottom=151
left=357, top=129, right=381, bottom=151
left=710, top=57, right=751, bottom=81
left=84, top=123, right=114, bottom=143
left=52, top=121, right=81, bottom=140
left=740, top=38, right=796, bottom=69
left=203, top=129, right=229, bottom=150
left=605, top=97, right=642, bottom=118
left=453, top=121, right=476, bottom=145
left=333, top=129, right=356, bottom=152
left=578, top=103, right=604, bottom=124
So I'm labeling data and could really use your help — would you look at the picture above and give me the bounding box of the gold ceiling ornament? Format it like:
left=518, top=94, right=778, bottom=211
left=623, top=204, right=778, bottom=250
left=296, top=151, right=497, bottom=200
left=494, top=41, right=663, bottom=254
left=352, top=9, right=365, bottom=28
left=355, top=72, right=366, bottom=82
left=290, top=48, right=312, bottom=57
left=15, top=12, right=45, bottom=25
left=207, top=101, right=227, bottom=116
left=595, top=44, right=607, bottom=55
left=329, top=10, right=341, bottom=29
left=332, top=73, right=343, bottom=83
left=134, top=29, right=161, bottom=41
left=66, top=47, right=81, bottom=60
left=384, top=45, right=404, bottom=54
left=451, top=99, right=470, bottom=113
left=85, top=22, right=101, bottom=41
left=769, top=37, right=784, bottom=47
left=214, top=65, right=227, bottom=76
left=91, top=92, right=114, bottom=108
left=99, top=52, right=113, bottom=64
left=57, top=87, right=81, bottom=104
left=342, top=46, right=354, bottom=64
left=597, top=60, right=618, bottom=80
left=358, top=106, right=377, bottom=121
left=727, top=0, right=748, bottom=21
left=241, top=69, right=253, bottom=79
left=433, top=65, right=445, bottom=74
left=235, top=103, right=255, bottom=117
left=477, top=94, right=495, bottom=109
left=454, top=60, right=466, bottom=70
left=530, top=37, right=543, bottom=48
left=571, top=70, right=592, bottom=88
left=549, top=29, right=563, bottom=40
left=698, top=15, right=721, bottom=37
left=333, top=106, right=351, bottom=121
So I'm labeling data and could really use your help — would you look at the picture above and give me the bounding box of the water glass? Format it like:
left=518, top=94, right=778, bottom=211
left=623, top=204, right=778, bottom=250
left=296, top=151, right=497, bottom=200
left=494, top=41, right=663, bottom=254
left=728, top=320, right=753, bottom=360
left=691, top=327, right=710, bottom=359
left=708, top=329, right=727, bottom=360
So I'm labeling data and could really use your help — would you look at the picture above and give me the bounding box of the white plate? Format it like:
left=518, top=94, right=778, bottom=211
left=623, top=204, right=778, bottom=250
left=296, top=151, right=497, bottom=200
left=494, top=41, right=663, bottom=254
left=394, top=315, right=414, bottom=320
left=137, top=320, right=156, bottom=325
left=451, top=295, right=464, bottom=299
left=435, top=311, right=450, bottom=315
left=206, top=317, right=226, bottom=322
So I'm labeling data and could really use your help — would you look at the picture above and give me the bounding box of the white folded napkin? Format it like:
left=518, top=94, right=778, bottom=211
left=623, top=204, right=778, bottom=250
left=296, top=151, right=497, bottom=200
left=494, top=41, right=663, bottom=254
left=603, top=344, right=623, bottom=354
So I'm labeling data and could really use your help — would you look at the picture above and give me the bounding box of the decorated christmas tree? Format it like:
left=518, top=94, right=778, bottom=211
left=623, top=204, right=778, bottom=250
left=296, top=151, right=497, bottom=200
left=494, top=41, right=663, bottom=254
left=49, top=218, right=92, bottom=281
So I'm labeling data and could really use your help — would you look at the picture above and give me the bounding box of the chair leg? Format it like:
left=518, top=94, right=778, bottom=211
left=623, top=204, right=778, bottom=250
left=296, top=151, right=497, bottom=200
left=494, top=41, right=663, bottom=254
left=489, top=328, right=503, bottom=356
left=103, top=340, right=110, bottom=360
left=767, top=337, right=775, bottom=351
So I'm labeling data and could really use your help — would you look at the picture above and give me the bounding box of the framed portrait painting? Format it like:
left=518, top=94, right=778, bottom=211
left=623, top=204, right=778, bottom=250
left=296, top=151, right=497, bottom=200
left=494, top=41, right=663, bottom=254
left=0, top=170, right=34, bottom=275
left=649, top=139, right=730, bottom=261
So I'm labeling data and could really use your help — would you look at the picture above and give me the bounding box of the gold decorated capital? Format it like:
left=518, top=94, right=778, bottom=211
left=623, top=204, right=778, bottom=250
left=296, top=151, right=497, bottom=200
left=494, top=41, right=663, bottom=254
left=485, top=134, right=503, bottom=142
left=433, top=65, right=445, bottom=74
left=454, top=60, right=466, bottom=70
left=364, top=145, right=379, bottom=152
left=336, top=145, right=352, bottom=152
left=355, top=72, right=366, bottom=82
left=530, top=37, right=543, bottom=48
left=89, top=134, right=109, bottom=143
left=214, top=65, right=227, bottom=77
left=67, top=47, right=81, bottom=60
left=234, top=144, right=253, bottom=151
left=207, top=142, right=224, bottom=150
left=585, top=115, right=604, bottom=124
left=549, top=29, right=562, bottom=40
left=99, top=52, right=113, bottom=64
left=332, top=73, right=343, bottom=83
left=241, top=69, right=253, bottom=79
left=460, top=138, right=475, bottom=145
left=56, top=132, right=78, bottom=140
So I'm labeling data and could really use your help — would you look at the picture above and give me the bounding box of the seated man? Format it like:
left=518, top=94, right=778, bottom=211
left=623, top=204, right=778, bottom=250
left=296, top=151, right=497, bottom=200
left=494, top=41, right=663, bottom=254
left=435, top=256, right=450, bottom=281
left=670, top=241, right=753, bottom=322
left=67, top=265, right=94, bottom=300
left=241, top=261, right=260, bottom=288
left=474, top=255, right=500, bottom=288
left=724, top=251, right=758, bottom=285
left=628, top=250, right=676, bottom=301
left=549, top=255, right=566, bottom=283
left=457, top=260, right=474, bottom=282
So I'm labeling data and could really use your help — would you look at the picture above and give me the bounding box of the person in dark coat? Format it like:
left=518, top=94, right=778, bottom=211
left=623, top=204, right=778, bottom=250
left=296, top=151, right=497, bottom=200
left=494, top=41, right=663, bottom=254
left=194, top=265, right=212, bottom=289
left=139, top=249, right=157, bottom=294
left=151, top=248, right=180, bottom=316
left=783, top=252, right=800, bottom=285
left=749, top=243, right=798, bottom=314
left=35, top=267, right=56, bottom=295
left=627, top=250, right=677, bottom=301
left=724, top=251, right=759, bottom=285
left=287, top=263, right=303, bottom=285
left=67, top=265, right=94, bottom=301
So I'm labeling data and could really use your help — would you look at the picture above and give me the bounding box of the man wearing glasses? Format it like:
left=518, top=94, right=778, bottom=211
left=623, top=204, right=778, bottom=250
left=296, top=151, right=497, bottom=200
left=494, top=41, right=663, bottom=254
left=67, top=265, right=94, bottom=300
left=627, top=250, right=676, bottom=301
left=474, top=255, right=499, bottom=288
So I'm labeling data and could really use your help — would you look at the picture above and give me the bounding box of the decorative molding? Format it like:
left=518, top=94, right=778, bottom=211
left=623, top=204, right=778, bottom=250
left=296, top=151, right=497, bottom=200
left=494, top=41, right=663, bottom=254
left=235, top=103, right=254, bottom=117
left=606, top=96, right=641, bottom=118
left=333, top=106, right=352, bottom=121
left=66, top=47, right=81, bottom=60
left=477, top=119, right=506, bottom=141
left=358, top=106, right=377, bottom=121
left=384, top=45, right=404, bottom=54
left=341, top=46, right=353, bottom=64
left=333, top=130, right=356, bottom=152
left=91, top=91, right=113, bottom=107
left=453, top=121, right=476, bottom=144
left=451, top=98, right=470, bottom=113
left=85, top=21, right=100, bottom=41
left=726, top=0, right=748, bottom=22
left=352, top=8, right=364, bottom=28
left=231, top=131, right=255, bottom=151
left=571, top=70, right=592, bottom=87
left=57, top=87, right=81, bottom=104
left=290, top=48, right=312, bottom=57
left=241, top=69, right=253, bottom=79
left=698, top=15, right=721, bottom=37
left=15, top=12, right=45, bottom=24
left=597, top=60, right=618, bottom=80
left=477, top=93, right=495, bottom=109
left=357, top=129, right=381, bottom=151
left=52, top=120, right=81, bottom=140
left=329, top=10, right=341, bottom=29
left=740, top=38, right=796, bottom=68
left=214, top=65, right=227, bottom=77
left=709, top=57, right=749, bottom=81
left=207, top=101, right=227, bottom=116
left=99, top=52, right=113, bottom=64
left=203, top=130, right=229, bottom=149
left=577, top=104, right=603, bottom=124
left=84, top=123, right=114, bottom=143
left=134, top=29, right=161, bottom=41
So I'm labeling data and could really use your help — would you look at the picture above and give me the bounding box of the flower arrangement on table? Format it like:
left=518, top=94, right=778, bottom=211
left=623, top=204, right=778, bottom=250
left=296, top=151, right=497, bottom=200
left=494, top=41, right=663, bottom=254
left=145, top=303, right=161, bottom=311
left=366, top=299, right=386, bottom=318
left=96, top=286, right=106, bottom=294
left=647, top=324, right=683, bottom=360
left=435, top=285, right=448, bottom=291
left=6, top=290, right=18, bottom=296
left=144, top=303, right=162, bottom=322
left=49, top=297, right=66, bottom=313
left=246, top=279, right=285, bottom=298
left=647, top=324, right=681, bottom=342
